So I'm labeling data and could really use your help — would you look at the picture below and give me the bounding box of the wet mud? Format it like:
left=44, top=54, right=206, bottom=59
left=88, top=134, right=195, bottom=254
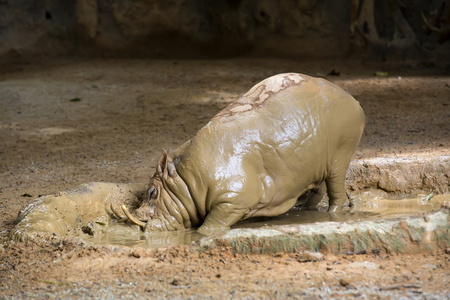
left=9, top=181, right=449, bottom=248
left=9, top=182, right=147, bottom=241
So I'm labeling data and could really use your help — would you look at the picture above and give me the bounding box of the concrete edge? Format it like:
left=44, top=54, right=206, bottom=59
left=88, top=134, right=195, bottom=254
left=347, top=155, right=450, bottom=194
left=198, top=208, right=449, bottom=255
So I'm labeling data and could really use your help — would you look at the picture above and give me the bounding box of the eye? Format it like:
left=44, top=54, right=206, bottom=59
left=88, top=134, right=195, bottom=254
left=147, top=188, right=157, bottom=203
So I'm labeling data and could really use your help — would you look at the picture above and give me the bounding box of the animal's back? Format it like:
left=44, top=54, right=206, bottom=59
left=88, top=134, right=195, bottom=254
left=175, top=73, right=364, bottom=219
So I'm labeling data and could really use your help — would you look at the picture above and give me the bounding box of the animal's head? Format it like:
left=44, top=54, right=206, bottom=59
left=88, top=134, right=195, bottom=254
left=122, top=150, right=179, bottom=228
left=134, top=177, right=159, bottom=222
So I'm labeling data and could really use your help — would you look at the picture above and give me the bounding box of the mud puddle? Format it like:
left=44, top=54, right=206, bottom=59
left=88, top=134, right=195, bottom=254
left=236, top=193, right=448, bottom=229
left=349, top=191, right=449, bottom=217
left=75, top=211, right=381, bottom=248
left=76, top=193, right=449, bottom=248
left=77, top=223, right=204, bottom=248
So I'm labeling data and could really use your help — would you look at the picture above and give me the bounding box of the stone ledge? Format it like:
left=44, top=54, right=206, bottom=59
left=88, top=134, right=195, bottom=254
left=199, top=209, right=449, bottom=255
left=347, top=155, right=450, bottom=194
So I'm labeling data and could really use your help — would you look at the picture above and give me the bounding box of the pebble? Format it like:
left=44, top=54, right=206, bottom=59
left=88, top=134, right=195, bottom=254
left=131, top=249, right=144, bottom=258
left=297, top=251, right=324, bottom=262
left=170, top=278, right=180, bottom=286
left=339, top=278, right=355, bottom=289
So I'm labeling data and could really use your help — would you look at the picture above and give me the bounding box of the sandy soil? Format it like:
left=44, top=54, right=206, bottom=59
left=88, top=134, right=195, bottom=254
left=1, top=238, right=449, bottom=299
left=0, top=57, right=449, bottom=298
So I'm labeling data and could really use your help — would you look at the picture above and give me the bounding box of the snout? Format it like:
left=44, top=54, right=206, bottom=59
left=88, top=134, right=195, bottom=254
left=135, top=205, right=155, bottom=222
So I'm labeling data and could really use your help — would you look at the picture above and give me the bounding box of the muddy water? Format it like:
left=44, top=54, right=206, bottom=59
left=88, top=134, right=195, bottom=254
left=350, top=191, right=449, bottom=216
left=77, top=192, right=449, bottom=248
left=78, top=222, right=204, bottom=248
left=9, top=181, right=449, bottom=248
left=75, top=211, right=380, bottom=248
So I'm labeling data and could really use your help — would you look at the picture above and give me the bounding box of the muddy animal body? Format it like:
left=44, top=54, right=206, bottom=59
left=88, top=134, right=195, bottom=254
left=126, top=73, right=365, bottom=234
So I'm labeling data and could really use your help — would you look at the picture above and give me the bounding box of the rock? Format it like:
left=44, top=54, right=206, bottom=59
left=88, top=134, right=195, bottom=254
left=339, top=278, right=355, bottom=289
left=81, top=220, right=106, bottom=237
left=81, top=221, right=96, bottom=236
left=131, top=249, right=144, bottom=258
left=0, top=0, right=349, bottom=58
left=297, top=251, right=324, bottom=262
left=76, top=0, right=98, bottom=38
left=170, top=278, right=180, bottom=286
left=347, top=156, right=450, bottom=194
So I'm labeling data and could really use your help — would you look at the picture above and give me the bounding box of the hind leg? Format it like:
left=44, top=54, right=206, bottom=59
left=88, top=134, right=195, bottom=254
left=325, top=157, right=351, bottom=212
left=300, top=182, right=327, bottom=209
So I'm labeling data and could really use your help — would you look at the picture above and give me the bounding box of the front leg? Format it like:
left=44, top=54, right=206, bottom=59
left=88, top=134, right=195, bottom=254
left=197, top=193, right=252, bottom=235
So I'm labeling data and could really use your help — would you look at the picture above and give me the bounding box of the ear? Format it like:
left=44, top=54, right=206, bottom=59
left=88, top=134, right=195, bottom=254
left=157, top=151, right=178, bottom=179
left=157, top=150, right=168, bottom=178
left=167, top=159, right=178, bottom=178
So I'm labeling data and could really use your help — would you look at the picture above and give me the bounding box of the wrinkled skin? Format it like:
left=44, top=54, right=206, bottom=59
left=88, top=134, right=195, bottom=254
left=131, top=73, right=365, bottom=235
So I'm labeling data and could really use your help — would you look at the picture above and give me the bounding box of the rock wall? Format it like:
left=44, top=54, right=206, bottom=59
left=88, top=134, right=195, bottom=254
left=0, top=0, right=448, bottom=60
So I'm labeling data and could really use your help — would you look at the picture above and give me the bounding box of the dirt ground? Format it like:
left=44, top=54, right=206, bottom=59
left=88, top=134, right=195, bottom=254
left=1, top=237, right=449, bottom=299
left=0, top=57, right=449, bottom=298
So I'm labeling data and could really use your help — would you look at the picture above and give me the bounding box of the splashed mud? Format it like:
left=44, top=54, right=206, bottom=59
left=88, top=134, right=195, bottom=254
left=9, top=182, right=147, bottom=242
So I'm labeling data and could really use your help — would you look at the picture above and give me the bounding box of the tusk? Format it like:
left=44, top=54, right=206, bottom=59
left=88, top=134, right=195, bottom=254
left=121, top=205, right=146, bottom=228
left=110, top=204, right=126, bottom=221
